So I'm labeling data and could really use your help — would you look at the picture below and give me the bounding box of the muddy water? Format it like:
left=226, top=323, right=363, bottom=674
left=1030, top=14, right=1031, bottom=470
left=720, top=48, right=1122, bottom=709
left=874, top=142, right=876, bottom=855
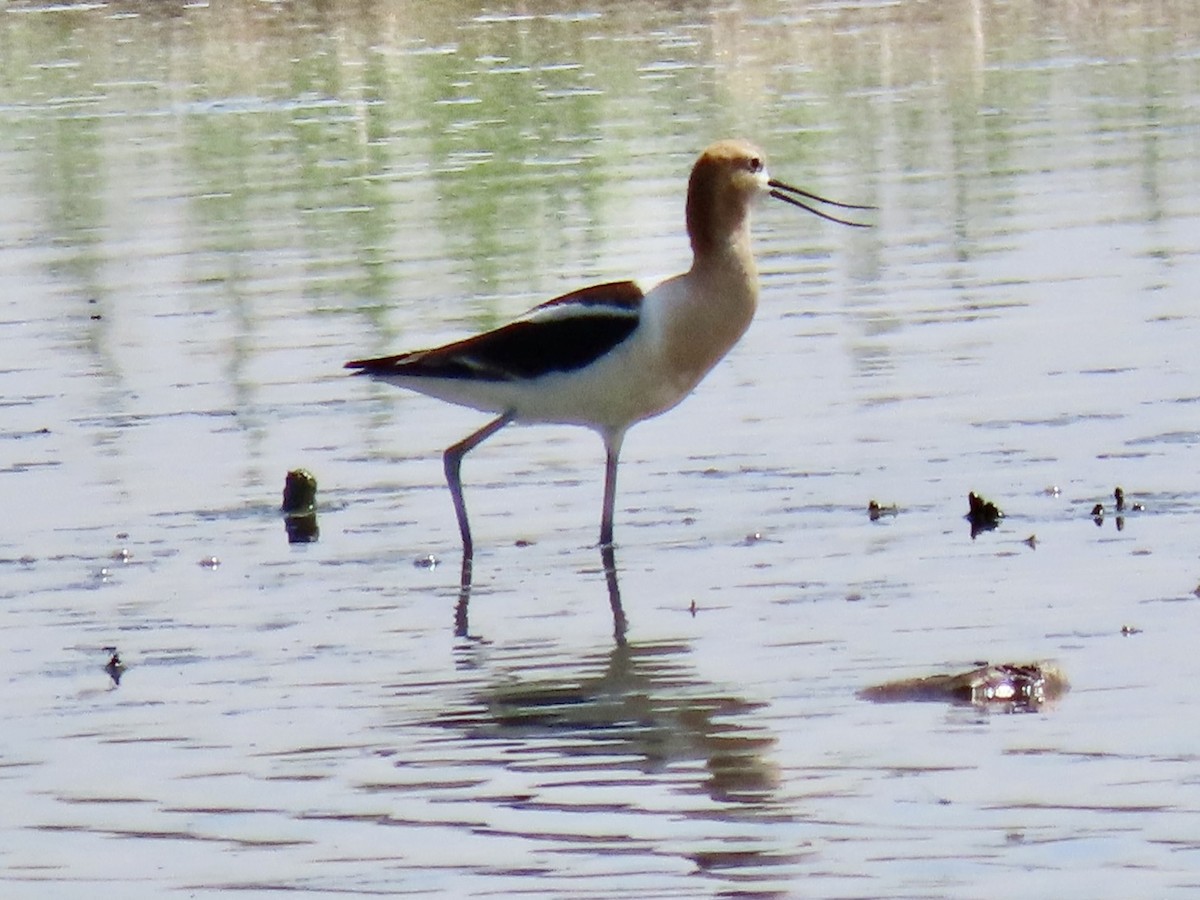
left=3, top=1, right=1200, bottom=897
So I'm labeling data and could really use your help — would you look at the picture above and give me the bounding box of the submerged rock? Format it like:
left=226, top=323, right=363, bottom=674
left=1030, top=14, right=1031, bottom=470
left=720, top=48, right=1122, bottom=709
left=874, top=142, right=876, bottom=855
left=860, top=661, right=1068, bottom=709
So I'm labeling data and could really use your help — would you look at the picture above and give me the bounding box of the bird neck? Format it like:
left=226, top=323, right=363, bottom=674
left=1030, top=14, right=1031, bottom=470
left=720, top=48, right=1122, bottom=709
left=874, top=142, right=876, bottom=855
left=656, top=234, right=759, bottom=392
left=689, top=224, right=758, bottom=290
left=687, top=182, right=752, bottom=259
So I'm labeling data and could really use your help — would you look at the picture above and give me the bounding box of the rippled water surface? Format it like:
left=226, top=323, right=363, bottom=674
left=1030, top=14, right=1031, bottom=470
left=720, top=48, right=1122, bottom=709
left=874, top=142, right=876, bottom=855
left=3, top=1, right=1200, bottom=897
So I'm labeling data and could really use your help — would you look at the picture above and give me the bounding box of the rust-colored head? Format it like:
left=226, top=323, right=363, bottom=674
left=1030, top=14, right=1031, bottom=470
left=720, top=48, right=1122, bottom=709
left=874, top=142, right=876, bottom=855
left=685, top=140, right=769, bottom=259
left=685, top=139, right=874, bottom=260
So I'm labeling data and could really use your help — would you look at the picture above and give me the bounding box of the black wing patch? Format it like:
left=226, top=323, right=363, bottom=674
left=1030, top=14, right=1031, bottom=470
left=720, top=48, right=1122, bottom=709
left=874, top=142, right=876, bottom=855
left=346, top=281, right=644, bottom=382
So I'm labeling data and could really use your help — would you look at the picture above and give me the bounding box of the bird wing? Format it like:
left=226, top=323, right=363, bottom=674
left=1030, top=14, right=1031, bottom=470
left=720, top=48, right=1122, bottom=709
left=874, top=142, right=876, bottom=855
left=346, top=281, right=644, bottom=382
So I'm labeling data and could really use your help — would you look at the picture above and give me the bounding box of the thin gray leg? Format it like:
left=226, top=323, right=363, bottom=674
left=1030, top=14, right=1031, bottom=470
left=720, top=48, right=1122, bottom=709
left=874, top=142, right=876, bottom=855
left=601, top=541, right=627, bottom=645
left=599, top=431, right=624, bottom=549
left=444, top=413, right=513, bottom=561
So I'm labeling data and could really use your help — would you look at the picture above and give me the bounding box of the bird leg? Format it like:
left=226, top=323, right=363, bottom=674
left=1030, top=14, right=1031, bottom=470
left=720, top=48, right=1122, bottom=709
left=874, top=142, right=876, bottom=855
left=601, top=541, right=627, bottom=646
left=453, top=554, right=472, bottom=638
left=599, top=432, right=624, bottom=549
left=598, top=432, right=628, bottom=642
left=444, top=412, right=513, bottom=563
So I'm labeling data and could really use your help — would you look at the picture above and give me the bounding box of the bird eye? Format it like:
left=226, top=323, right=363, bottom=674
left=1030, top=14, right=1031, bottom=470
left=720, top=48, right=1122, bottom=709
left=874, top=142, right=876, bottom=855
left=748, top=156, right=763, bottom=173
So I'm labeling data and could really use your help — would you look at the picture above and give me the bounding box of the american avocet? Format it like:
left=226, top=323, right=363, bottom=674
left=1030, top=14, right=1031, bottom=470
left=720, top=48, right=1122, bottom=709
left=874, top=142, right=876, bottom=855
left=347, top=139, right=870, bottom=560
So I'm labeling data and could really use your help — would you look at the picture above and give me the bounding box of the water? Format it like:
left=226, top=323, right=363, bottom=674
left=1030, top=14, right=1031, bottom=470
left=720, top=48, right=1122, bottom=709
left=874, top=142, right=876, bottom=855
left=3, top=1, right=1200, bottom=897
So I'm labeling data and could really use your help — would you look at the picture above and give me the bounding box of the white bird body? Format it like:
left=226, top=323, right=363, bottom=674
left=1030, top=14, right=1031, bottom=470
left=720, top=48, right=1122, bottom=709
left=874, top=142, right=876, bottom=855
left=361, top=268, right=755, bottom=438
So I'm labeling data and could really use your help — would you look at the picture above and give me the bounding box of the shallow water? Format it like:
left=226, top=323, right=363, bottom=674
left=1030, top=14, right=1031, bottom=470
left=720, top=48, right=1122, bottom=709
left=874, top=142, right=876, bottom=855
left=3, top=1, right=1200, bottom=897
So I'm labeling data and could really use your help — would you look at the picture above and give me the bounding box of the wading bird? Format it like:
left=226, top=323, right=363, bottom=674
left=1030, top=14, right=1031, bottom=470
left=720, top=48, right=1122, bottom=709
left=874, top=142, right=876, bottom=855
left=347, top=139, right=871, bottom=565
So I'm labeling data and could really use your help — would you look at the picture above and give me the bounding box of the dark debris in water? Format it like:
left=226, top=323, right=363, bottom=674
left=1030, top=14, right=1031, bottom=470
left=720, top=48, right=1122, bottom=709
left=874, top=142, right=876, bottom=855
left=282, top=468, right=318, bottom=514
left=281, top=468, right=319, bottom=543
left=868, top=500, right=898, bottom=521
left=1114, top=486, right=1144, bottom=513
left=860, top=661, right=1068, bottom=710
left=103, top=648, right=125, bottom=686
left=1091, top=486, right=1145, bottom=531
left=966, top=491, right=1004, bottom=538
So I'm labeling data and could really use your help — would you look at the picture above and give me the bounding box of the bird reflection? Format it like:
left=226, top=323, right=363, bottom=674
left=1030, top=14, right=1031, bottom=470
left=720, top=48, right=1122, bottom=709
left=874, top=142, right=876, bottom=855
left=454, top=543, right=628, bottom=645
left=437, top=639, right=783, bottom=810
left=430, top=603, right=798, bottom=884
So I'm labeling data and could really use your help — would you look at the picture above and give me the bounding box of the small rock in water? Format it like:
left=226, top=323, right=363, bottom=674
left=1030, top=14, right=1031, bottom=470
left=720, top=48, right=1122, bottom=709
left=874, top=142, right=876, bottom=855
left=282, top=468, right=318, bottom=514
left=281, top=469, right=319, bottom=543
left=413, top=554, right=439, bottom=569
left=198, top=556, right=221, bottom=569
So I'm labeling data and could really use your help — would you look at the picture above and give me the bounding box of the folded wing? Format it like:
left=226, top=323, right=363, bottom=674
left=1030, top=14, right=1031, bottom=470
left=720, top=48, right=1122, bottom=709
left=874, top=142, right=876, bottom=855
left=346, top=281, right=644, bottom=382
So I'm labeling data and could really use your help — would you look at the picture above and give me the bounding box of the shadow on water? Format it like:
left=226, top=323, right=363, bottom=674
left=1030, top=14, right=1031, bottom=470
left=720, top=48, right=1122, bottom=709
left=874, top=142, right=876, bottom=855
left=455, top=542, right=629, bottom=646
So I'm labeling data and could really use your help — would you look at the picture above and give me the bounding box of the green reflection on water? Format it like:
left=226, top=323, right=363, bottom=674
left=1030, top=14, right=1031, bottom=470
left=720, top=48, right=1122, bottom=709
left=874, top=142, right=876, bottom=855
left=1, top=0, right=1196, bottom=324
